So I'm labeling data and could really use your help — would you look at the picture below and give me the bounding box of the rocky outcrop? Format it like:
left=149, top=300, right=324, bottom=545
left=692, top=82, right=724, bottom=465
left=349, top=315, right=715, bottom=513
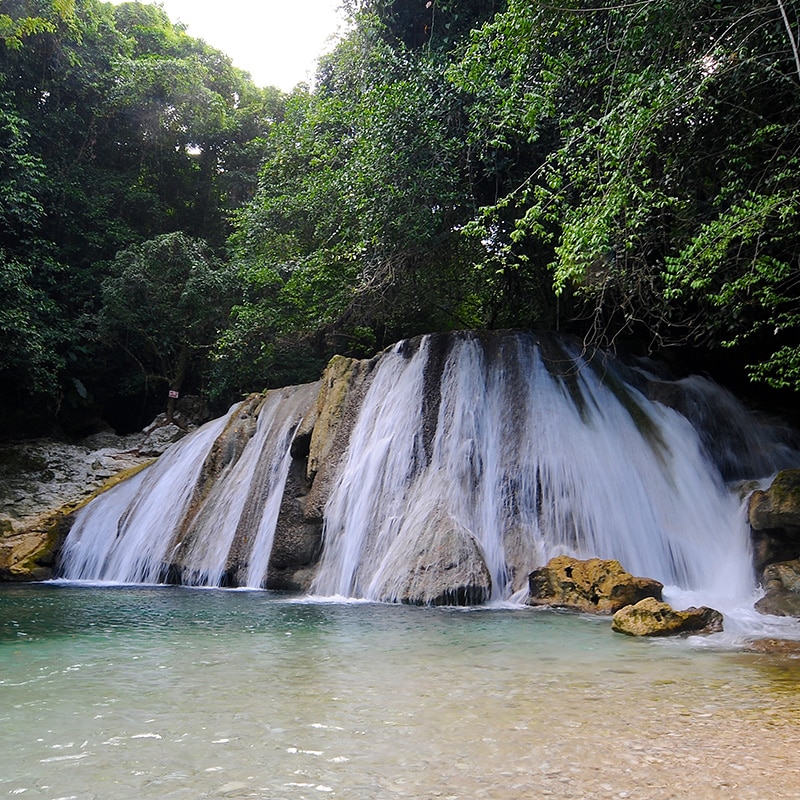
left=755, top=559, right=800, bottom=617
left=748, top=470, right=800, bottom=617
left=750, top=469, right=800, bottom=529
left=0, top=513, right=65, bottom=581
left=303, top=355, right=378, bottom=520
left=526, top=555, right=663, bottom=613
left=749, top=469, right=800, bottom=573
left=611, top=597, right=723, bottom=636
left=266, top=458, right=323, bottom=592
left=0, top=435, right=158, bottom=580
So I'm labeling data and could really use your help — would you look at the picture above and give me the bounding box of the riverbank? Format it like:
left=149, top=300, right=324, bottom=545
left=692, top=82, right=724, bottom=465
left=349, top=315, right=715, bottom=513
left=0, top=413, right=199, bottom=580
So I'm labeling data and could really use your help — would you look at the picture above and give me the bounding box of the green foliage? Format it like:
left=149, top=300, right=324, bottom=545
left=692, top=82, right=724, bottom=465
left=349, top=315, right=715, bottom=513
left=0, top=101, right=44, bottom=236
left=453, top=0, right=800, bottom=383
left=348, top=0, right=506, bottom=52
left=224, top=16, right=486, bottom=387
left=100, top=232, right=238, bottom=406
left=0, top=0, right=75, bottom=49
left=0, top=248, right=66, bottom=397
left=0, top=0, right=281, bottom=431
left=3, top=0, right=800, bottom=435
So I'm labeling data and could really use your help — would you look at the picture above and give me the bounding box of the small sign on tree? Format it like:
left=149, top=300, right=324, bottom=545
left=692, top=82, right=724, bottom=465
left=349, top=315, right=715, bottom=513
left=168, top=390, right=179, bottom=399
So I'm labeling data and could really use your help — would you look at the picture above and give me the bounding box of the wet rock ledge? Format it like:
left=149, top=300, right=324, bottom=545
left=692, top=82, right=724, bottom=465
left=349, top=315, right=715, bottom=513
left=749, top=469, right=800, bottom=616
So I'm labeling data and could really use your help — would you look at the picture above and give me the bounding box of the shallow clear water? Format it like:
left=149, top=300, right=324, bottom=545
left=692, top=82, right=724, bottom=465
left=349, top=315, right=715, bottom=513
left=2, top=585, right=800, bottom=800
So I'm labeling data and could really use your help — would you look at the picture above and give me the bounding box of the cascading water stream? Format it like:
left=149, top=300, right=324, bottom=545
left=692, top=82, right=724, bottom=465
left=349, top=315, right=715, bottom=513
left=59, top=383, right=319, bottom=587
left=58, top=411, right=233, bottom=584
left=311, top=333, right=796, bottom=612
left=58, top=331, right=799, bottom=626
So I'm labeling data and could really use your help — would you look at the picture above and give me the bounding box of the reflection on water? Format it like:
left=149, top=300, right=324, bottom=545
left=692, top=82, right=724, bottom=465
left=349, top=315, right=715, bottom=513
left=1, top=584, right=800, bottom=800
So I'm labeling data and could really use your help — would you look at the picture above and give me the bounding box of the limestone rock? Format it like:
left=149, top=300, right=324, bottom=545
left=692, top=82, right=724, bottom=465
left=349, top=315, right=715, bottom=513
left=303, top=354, right=378, bottom=520
left=0, top=436, right=154, bottom=581
left=0, top=521, right=61, bottom=581
left=266, top=458, right=323, bottom=592
left=755, top=559, right=800, bottom=617
left=749, top=469, right=800, bottom=530
left=137, top=398, right=211, bottom=457
left=526, top=555, right=663, bottom=613
left=749, top=470, right=800, bottom=573
left=370, top=507, right=492, bottom=606
left=612, top=597, right=724, bottom=636
left=306, top=356, right=359, bottom=480
left=137, top=422, right=187, bottom=457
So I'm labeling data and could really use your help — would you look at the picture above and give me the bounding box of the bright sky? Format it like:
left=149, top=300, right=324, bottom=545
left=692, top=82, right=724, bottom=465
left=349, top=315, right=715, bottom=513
left=108, top=0, right=347, bottom=92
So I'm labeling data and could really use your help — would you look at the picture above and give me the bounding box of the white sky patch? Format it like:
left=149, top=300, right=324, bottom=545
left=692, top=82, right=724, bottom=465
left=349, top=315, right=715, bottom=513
left=106, top=0, right=346, bottom=92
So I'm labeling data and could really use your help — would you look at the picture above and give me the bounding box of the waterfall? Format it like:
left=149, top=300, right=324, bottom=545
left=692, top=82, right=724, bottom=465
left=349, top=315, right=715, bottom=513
left=58, top=331, right=799, bottom=608
left=311, top=333, right=797, bottom=608
left=59, top=383, right=319, bottom=587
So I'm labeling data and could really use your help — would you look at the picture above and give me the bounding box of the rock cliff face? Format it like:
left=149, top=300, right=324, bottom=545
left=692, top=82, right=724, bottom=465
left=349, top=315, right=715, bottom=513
left=749, top=469, right=800, bottom=616
left=0, top=438, right=155, bottom=580
left=303, top=354, right=378, bottom=521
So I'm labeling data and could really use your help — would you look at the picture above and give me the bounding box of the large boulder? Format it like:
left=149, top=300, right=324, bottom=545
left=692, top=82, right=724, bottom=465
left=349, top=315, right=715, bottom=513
left=749, top=470, right=800, bottom=572
left=755, top=559, right=800, bottom=617
left=527, top=555, right=663, bottom=613
left=750, top=469, right=800, bottom=529
left=0, top=514, right=64, bottom=581
left=369, top=507, right=492, bottom=606
left=612, top=597, right=723, bottom=636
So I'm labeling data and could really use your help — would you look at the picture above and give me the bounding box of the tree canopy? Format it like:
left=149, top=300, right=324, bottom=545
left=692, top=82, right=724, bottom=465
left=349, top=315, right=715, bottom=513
left=1, top=0, right=799, bottom=436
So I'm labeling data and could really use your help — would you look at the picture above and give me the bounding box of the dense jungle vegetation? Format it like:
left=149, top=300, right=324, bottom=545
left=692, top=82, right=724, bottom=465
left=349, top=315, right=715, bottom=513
left=1, top=0, right=799, bottom=437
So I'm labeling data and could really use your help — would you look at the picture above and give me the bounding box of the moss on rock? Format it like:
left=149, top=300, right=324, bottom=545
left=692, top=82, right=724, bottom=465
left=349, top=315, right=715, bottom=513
left=612, top=597, right=723, bottom=636
left=527, top=555, right=663, bottom=614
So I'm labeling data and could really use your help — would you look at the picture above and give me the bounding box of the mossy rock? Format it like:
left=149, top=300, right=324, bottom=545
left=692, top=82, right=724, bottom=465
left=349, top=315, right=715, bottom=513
left=612, top=597, right=723, bottom=636
left=527, top=555, right=663, bottom=614
left=749, top=469, right=800, bottom=530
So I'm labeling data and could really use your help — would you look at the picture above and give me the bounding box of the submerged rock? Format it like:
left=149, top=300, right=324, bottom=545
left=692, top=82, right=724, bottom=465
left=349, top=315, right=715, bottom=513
left=612, top=597, right=723, bottom=636
left=755, top=559, right=800, bottom=617
left=526, top=555, right=663, bottom=614
left=745, top=637, right=800, bottom=654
